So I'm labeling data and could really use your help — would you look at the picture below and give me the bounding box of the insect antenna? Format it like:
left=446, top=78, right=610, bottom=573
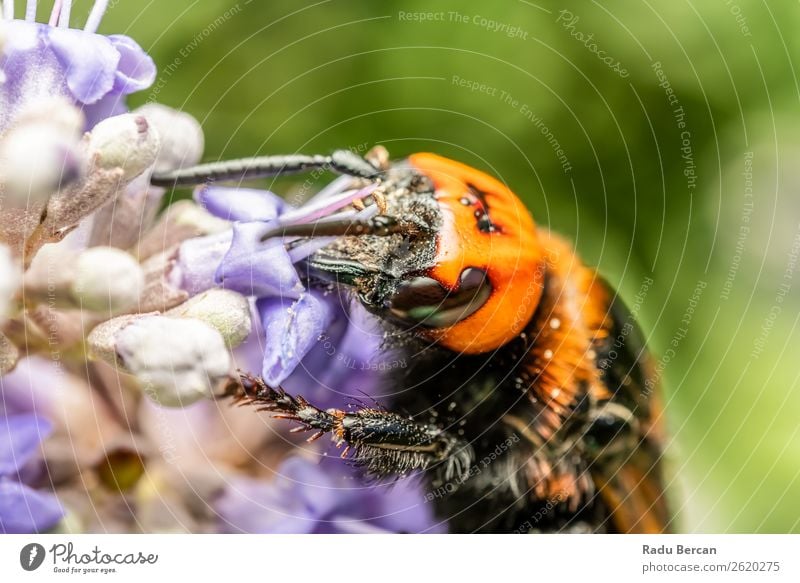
left=150, top=150, right=380, bottom=187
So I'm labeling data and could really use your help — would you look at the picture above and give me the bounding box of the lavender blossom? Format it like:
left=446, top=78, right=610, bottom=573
left=0, top=413, right=63, bottom=533
left=0, top=0, right=155, bottom=132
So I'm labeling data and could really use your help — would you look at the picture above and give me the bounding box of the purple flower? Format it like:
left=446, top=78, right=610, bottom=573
left=183, top=180, right=441, bottom=534
left=0, top=413, right=63, bottom=533
left=180, top=181, right=391, bottom=409
left=217, top=222, right=304, bottom=299
left=216, top=456, right=444, bottom=534
left=0, top=1, right=156, bottom=131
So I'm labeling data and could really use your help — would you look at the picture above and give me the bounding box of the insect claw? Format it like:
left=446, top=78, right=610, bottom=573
left=272, top=414, right=301, bottom=421
left=289, top=426, right=308, bottom=434
left=340, top=445, right=351, bottom=458
left=307, top=430, right=325, bottom=443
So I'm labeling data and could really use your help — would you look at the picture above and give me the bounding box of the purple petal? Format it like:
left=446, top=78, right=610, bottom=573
left=292, top=303, right=389, bottom=401
left=279, top=457, right=343, bottom=518
left=0, top=414, right=52, bottom=475
left=257, top=292, right=335, bottom=385
left=174, top=230, right=233, bottom=295
left=48, top=27, right=119, bottom=104
left=195, top=186, right=285, bottom=223
left=216, top=458, right=345, bottom=534
left=279, top=300, right=376, bottom=411
left=0, top=23, right=66, bottom=131
left=0, top=479, right=63, bottom=534
left=0, top=357, right=65, bottom=418
left=215, top=222, right=303, bottom=298
left=216, top=457, right=442, bottom=534
left=359, top=477, right=446, bottom=534
left=217, top=479, right=316, bottom=534
left=314, top=457, right=444, bottom=534
left=107, top=35, right=156, bottom=94
left=79, top=91, right=128, bottom=129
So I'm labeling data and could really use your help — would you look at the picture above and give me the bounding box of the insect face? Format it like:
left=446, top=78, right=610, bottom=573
left=301, top=153, right=547, bottom=354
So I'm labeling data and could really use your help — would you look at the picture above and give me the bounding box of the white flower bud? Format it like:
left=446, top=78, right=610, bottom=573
left=87, top=313, right=150, bottom=367
left=134, top=104, right=204, bottom=174
left=71, top=247, right=145, bottom=312
left=0, top=101, right=85, bottom=206
left=173, top=201, right=231, bottom=233
left=166, top=289, right=252, bottom=347
left=115, top=316, right=231, bottom=407
left=0, top=243, right=20, bottom=322
left=88, top=114, right=160, bottom=181
left=14, top=97, right=85, bottom=136
left=23, top=245, right=143, bottom=312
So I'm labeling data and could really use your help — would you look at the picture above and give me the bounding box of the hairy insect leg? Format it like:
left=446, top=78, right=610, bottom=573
left=220, top=373, right=473, bottom=480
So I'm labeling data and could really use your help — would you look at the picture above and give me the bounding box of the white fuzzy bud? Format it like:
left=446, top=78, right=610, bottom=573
left=86, top=313, right=150, bottom=367
left=0, top=243, right=20, bottom=322
left=22, top=245, right=144, bottom=312
left=0, top=101, right=85, bottom=206
left=14, top=97, right=85, bottom=136
left=88, top=114, right=160, bottom=181
left=71, top=247, right=145, bottom=312
left=115, top=316, right=231, bottom=407
left=166, top=289, right=252, bottom=347
left=173, top=201, right=231, bottom=233
left=134, top=104, right=204, bottom=174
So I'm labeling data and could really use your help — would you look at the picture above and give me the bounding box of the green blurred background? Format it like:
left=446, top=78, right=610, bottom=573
left=79, top=0, right=800, bottom=531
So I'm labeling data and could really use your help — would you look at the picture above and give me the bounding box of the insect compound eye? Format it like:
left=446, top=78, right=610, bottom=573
left=386, top=268, right=492, bottom=328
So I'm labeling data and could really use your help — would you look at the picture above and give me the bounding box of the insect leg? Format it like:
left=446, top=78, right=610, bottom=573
left=150, top=149, right=380, bottom=187
left=221, top=373, right=473, bottom=480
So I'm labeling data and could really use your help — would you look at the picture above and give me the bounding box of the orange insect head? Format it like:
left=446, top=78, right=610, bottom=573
left=408, top=153, right=545, bottom=354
